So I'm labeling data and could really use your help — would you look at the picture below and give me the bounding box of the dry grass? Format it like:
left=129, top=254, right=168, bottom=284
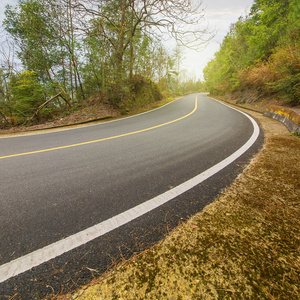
left=237, top=45, right=300, bottom=105
left=51, top=103, right=300, bottom=299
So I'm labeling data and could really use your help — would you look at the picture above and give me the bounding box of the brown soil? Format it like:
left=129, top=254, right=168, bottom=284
left=45, top=97, right=300, bottom=299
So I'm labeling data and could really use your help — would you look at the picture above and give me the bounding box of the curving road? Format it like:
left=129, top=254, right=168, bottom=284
left=0, top=94, right=263, bottom=298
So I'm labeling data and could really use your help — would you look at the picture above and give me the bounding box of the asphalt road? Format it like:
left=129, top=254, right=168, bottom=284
left=0, top=94, right=263, bottom=298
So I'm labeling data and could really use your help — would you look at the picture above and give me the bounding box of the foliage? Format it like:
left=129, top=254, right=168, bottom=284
left=204, top=0, right=300, bottom=104
left=240, top=45, right=300, bottom=103
left=4, top=1, right=58, bottom=78
left=1, top=0, right=208, bottom=126
left=107, top=75, right=163, bottom=113
left=10, top=70, right=46, bottom=120
left=4, top=0, right=85, bottom=105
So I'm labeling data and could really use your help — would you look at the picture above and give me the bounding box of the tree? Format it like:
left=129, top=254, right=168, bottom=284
left=10, top=70, right=46, bottom=120
left=2, top=0, right=211, bottom=122
left=72, top=0, right=209, bottom=80
left=4, top=0, right=84, bottom=104
left=204, top=0, right=299, bottom=104
left=0, top=40, right=18, bottom=125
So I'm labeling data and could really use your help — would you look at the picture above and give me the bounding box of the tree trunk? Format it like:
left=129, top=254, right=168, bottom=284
left=129, top=0, right=134, bottom=79
left=26, top=92, right=62, bottom=124
left=116, top=0, right=127, bottom=79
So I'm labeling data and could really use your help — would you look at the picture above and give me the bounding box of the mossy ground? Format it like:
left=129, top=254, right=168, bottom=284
left=50, top=101, right=300, bottom=299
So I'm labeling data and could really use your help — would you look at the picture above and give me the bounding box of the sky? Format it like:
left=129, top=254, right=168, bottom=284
left=0, top=0, right=254, bottom=80
left=183, top=0, right=254, bottom=80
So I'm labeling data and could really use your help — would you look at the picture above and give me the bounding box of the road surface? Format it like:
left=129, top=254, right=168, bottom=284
left=0, top=94, right=262, bottom=298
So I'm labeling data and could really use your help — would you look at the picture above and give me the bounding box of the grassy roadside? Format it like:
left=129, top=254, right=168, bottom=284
left=52, top=99, right=300, bottom=299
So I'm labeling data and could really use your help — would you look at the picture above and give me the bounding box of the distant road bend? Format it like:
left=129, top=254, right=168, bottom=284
left=0, top=93, right=262, bottom=297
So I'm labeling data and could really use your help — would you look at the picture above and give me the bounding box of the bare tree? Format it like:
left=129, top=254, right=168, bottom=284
left=0, top=39, right=19, bottom=125
left=70, top=0, right=211, bottom=80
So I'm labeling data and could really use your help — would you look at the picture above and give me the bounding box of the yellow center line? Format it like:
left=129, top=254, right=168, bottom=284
left=0, top=97, right=198, bottom=160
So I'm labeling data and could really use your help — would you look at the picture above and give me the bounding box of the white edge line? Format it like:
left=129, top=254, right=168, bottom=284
left=0, top=97, right=260, bottom=283
left=0, top=97, right=183, bottom=139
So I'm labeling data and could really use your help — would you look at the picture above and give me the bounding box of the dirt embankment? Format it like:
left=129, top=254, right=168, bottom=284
left=0, top=94, right=170, bottom=138
left=48, top=98, right=299, bottom=299
left=0, top=102, right=121, bottom=137
left=0, top=75, right=163, bottom=137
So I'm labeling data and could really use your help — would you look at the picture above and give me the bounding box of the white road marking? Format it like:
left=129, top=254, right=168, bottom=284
left=0, top=97, right=260, bottom=283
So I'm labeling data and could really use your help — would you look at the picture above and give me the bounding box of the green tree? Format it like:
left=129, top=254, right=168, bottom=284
left=10, top=70, right=46, bottom=120
left=75, top=0, right=210, bottom=80
left=204, top=0, right=299, bottom=101
left=4, top=0, right=84, bottom=104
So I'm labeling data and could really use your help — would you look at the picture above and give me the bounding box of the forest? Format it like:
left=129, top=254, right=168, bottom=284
left=204, top=0, right=300, bottom=105
left=0, top=0, right=206, bottom=127
left=2, top=0, right=298, bottom=128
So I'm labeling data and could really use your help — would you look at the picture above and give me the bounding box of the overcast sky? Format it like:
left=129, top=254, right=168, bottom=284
left=184, top=0, right=254, bottom=80
left=0, top=0, right=254, bottom=80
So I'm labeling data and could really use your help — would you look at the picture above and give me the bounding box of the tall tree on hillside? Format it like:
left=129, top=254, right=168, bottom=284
left=72, top=0, right=209, bottom=81
left=204, top=0, right=299, bottom=103
left=0, top=41, right=17, bottom=125
left=4, top=0, right=85, bottom=104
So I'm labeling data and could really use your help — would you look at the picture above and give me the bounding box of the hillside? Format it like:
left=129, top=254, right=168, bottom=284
left=204, top=0, right=300, bottom=106
left=0, top=0, right=204, bottom=128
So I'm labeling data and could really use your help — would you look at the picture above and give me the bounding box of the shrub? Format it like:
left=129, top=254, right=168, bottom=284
left=238, top=45, right=300, bottom=104
left=108, top=75, right=163, bottom=113
left=10, top=70, right=46, bottom=121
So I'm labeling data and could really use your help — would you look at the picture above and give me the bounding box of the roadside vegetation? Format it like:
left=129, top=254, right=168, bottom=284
left=204, top=0, right=300, bottom=106
left=0, top=0, right=206, bottom=128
